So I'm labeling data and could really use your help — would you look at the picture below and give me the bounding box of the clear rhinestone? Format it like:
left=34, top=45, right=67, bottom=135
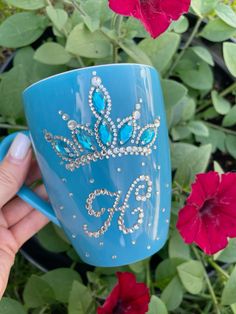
left=91, top=76, right=102, bottom=87
left=68, top=120, right=77, bottom=130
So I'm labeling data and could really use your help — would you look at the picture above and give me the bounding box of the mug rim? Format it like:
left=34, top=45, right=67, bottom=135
left=23, top=63, right=156, bottom=95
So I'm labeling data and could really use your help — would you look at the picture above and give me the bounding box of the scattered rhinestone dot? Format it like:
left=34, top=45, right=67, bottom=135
left=153, top=145, right=157, bottom=150
left=72, top=215, right=77, bottom=219
left=132, top=241, right=136, bottom=245
left=156, top=191, right=160, bottom=195
left=59, top=206, right=64, bottom=210
left=157, top=165, right=161, bottom=170
left=89, top=178, right=95, bottom=184
left=58, top=110, right=63, bottom=115
left=136, top=103, right=141, bottom=110
left=69, top=192, right=73, bottom=197
left=148, top=223, right=152, bottom=227
left=147, top=245, right=151, bottom=250
left=162, top=208, right=166, bottom=213
left=99, top=242, right=104, bottom=246
left=112, top=255, right=117, bottom=260
left=166, top=219, right=169, bottom=224
left=92, top=71, right=97, bottom=75
left=166, top=183, right=169, bottom=188
left=72, top=234, right=76, bottom=239
left=62, top=178, right=67, bottom=183
left=62, top=113, right=69, bottom=121
left=139, top=98, right=143, bottom=103
left=156, top=237, right=160, bottom=241
left=141, top=162, right=145, bottom=167
left=117, top=168, right=122, bottom=173
left=85, top=252, right=90, bottom=257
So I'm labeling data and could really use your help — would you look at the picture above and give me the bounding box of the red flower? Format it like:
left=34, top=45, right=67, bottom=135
left=177, top=171, right=236, bottom=255
left=97, top=272, right=150, bottom=314
left=108, top=0, right=191, bottom=38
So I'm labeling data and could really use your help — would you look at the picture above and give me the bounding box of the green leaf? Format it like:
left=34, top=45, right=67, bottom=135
left=196, top=128, right=226, bottom=153
left=222, top=266, right=236, bottom=305
left=200, top=18, right=236, bottom=42
left=226, top=134, right=236, bottom=158
left=223, top=42, right=236, bottom=77
left=14, top=46, right=66, bottom=84
left=169, top=230, right=191, bottom=260
left=23, top=275, right=55, bottom=308
left=161, top=276, right=184, bottom=311
left=42, top=268, right=82, bottom=303
left=5, top=0, right=45, bottom=10
left=172, top=16, right=189, bottom=34
left=178, top=59, right=213, bottom=90
left=37, top=223, right=70, bottom=253
left=188, top=120, right=209, bottom=137
left=155, top=258, right=185, bottom=290
left=191, top=0, right=218, bottom=16
left=120, top=39, right=152, bottom=65
left=147, top=296, right=168, bottom=314
left=129, top=260, right=147, bottom=274
left=0, top=298, right=26, bottom=314
left=139, top=33, right=180, bottom=72
left=46, top=6, right=68, bottom=31
left=0, top=12, right=47, bottom=48
left=215, top=239, right=236, bottom=263
left=66, top=24, right=112, bottom=58
left=216, top=3, right=236, bottom=28
left=177, top=261, right=204, bottom=294
left=79, top=0, right=103, bottom=32
left=68, top=281, right=95, bottom=314
left=0, top=65, right=28, bottom=119
left=175, top=144, right=212, bottom=186
left=211, top=90, right=231, bottom=115
left=34, top=42, right=71, bottom=65
left=222, top=105, right=236, bottom=127
left=213, top=161, right=224, bottom=174
left=192, top=46, right=214, bottom=66
left=162, top=80, right=187, bottom=108
left=171, top=143, right=197, bottom=170
left=181, top=97, right=196, bottom=121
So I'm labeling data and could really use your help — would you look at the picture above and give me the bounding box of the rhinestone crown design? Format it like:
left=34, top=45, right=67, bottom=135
left=44, top=73, right=160, bottom=171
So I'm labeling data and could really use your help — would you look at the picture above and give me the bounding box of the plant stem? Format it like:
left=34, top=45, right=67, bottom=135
left=0, top=123, right=28, bottom=130
left=112, top=15, right=124, bottom=63
left=76, top=56, right=85, bottom=68
left=166, top=17, right=204, bottom=78
left=207, top=259, right=230, bottom=280
left=70, top=0, right=87, bottom=17
left=220, top=81, right=236, bottom=97
left=192, top=246, right=221, bottom=314
left=204, top=121, right=236, bottom=136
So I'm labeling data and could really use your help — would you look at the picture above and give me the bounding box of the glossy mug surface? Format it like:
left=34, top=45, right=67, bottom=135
left=0, top=64, right=171, bottom=267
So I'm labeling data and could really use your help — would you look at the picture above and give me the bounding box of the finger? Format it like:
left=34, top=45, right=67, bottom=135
left=2, top=185, right=47, bottom=228
left=0, top=133, right=32, bottom=209
left=25, top=158, right=42, bottom=186
left=0, top=249, right=14, bottom=299
left=10, top=210, right=49, bottom=249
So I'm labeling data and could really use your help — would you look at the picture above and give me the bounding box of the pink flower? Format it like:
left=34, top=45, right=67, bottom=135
left=97, top=272, right=150, bottom=314
left=108, top=0, right=191, bottom=38
left=177, top=171, right=236, bottom=255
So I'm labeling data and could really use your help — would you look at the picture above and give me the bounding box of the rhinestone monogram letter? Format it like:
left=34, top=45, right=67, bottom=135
left=44, top=73, right=160, bottom=171
left=83, top=175, right=152, bottom=238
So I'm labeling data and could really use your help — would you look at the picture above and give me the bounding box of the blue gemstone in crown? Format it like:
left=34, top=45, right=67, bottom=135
left=44, top=73, right=161, bottom=171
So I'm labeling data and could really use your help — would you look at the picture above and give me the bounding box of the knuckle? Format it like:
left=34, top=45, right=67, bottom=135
left=0, top=166, right=21, bottom=190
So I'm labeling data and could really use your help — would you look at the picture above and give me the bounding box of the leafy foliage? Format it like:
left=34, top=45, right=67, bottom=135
left=0, top=0, right=236, bottom=313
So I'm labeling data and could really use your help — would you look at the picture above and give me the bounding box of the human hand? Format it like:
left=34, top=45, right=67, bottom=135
left=0, top=133, right=49, bottom=299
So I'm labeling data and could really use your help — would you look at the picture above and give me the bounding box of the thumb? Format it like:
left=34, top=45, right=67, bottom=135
left=0, top=133, right=32, bottom=209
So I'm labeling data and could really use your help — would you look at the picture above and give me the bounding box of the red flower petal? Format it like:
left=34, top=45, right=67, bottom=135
left=139, top=3, right=171, bottom=38
left=108, top=0, right=138, bottom=16
left=160, top=0, right=191, bottom=20
left=187, top=172, right=220, bottom=207
left=97, top=272, right=150, bottom=314
left=176, top=204, right=201, bottom=244
left=218, top=172, right=236, bottom=204
left=193, top=213, right=229, bottom=255
left=97, top=285, right=120, bottom=314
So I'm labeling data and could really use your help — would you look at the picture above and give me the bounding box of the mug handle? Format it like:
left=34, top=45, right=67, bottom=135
left=0, top=131, right=61, bottom=227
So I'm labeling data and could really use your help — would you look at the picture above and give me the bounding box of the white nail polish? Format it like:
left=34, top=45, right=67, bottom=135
left=9, top=133, right=31, bottom=160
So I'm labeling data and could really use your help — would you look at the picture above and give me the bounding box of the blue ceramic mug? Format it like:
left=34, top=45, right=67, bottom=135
left=0, top=64, right=171, bottom=267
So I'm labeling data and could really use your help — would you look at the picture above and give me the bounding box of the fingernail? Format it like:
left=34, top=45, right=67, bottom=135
left=8, top=133, right=31, bottom=161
